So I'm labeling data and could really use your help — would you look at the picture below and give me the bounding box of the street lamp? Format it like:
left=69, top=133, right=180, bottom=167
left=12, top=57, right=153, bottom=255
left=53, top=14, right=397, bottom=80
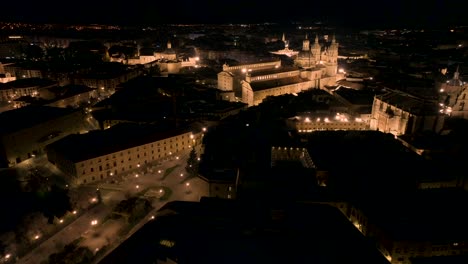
left=91, top=220, right=98, bottom=226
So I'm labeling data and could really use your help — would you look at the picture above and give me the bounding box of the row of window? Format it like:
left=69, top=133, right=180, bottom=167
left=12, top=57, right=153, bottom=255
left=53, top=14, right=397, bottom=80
left=78, top=135, right=195, bottom=167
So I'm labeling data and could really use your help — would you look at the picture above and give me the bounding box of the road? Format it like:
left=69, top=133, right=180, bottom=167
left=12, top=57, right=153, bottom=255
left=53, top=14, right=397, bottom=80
left=14, top=149, right=208, bottom=264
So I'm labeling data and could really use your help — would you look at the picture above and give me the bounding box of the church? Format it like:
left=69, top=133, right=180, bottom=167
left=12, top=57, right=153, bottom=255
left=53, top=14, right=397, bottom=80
left=217, top=34, right=343, bottom=106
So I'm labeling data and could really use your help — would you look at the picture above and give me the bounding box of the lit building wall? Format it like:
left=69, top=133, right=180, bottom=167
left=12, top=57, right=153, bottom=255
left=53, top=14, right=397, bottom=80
left=241, top=80, right=314, bottom=106
left=217, top=71, right=235, bottom=91
left=0, top=72, right=16, bottom=83
left=370, top=93, right=444, bottom=136
left=288, top=115, right=369, bottom=132
left=51, top=131, right=204, bottom=185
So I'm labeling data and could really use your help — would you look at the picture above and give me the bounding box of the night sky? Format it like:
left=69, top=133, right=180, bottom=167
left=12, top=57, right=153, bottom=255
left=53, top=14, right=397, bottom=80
left=2, top=0, right=467, bottom=27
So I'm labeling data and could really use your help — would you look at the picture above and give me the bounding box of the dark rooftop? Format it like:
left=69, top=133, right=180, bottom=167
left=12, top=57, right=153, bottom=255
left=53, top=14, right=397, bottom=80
left=47, top=84, right=96, bottom=99
left=45, top=122, right=201, bottom=163
left=0, top=77, right=57, bottom=90
left=334, top=86, right=380, bottom=105
left=376, top=89, right=439, bottom=115
left=410, top=255, right=468, bottom=264
left=250, top=76, right=309, bottom=91
left=0, top=105, right=78, bottom=134
left=249, top=66, right=300, bottom=77
left=99, top=199, right=390, bottom=264
left=362, top=188, right=468, bottom=243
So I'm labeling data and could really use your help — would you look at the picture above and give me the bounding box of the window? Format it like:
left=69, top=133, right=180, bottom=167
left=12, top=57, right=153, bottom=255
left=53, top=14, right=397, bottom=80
left=460, top=101, right=465, bottom=111
left=91, top=168, right=94, bottom=172
left=99, top=166, right=102, bottom=171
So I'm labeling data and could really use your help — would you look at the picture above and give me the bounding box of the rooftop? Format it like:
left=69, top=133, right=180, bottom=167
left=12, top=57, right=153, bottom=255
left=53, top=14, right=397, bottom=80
left=334, top=86, right=379, bottom=105
left=249, top=66, right=300, bottom=77
left=0, top=77, right=57, bottom=90
left=250, top=76, right=309, bottom=91
left=0, top=105, right=78, bottom=134
left=45, top=122, right=202, bottom=163
left=99, top=199, right=390, bottom=264
left=361, top=188, right=468, bottom=242
left=376, top=89, right=439, bottom=115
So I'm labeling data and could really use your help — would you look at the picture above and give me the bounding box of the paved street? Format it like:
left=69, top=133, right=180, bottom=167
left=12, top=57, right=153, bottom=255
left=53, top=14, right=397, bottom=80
left=14, top=149, right=208, bottom=264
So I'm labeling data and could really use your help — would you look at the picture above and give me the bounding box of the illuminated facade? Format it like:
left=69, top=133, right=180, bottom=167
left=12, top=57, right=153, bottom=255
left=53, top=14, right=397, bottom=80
left=0, top=72, right=16, bottom=83
left=218, top=35, right=342, bottom=106
left=451, top=88, right=468, bottom=119
left=288, top=113, right=369, bottom=132
left=0, top=78, right=57, bottom=102
left=370, top=90, right=444, bottom=136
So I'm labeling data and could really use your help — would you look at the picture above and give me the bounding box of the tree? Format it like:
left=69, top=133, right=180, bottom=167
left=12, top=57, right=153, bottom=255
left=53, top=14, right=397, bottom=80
left=185, top=147, right=199, bottom=176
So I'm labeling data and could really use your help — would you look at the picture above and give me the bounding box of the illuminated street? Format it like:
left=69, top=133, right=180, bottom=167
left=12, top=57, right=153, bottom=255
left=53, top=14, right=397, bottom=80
left=15, top=149, right=207, bottom=264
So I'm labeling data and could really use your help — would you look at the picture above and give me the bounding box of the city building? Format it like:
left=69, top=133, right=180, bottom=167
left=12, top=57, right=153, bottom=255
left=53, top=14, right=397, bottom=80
left=331, top=86, right=379, bottom=118
left=45, top=84, right=98, bottom=108
left=72, top=65, right=143, bottom=93
left=198, top=168, right=238, bottom=199
left=0, top=72, right=16, bottom=83
left=370, top=89, right=444, bottom=136
left=0, top=77, right=57, bottom=102
left=345, top=189, right=468, bottom=264
left=269, top=33, right=299, bottom=57
left=0, top=105, right=87, bottom=167
left=287, top=112, right=369, bottom=133
left=218, top=35, right=343, bottom=106
left=45, top=122, right=206, bottom=185
left=100, top=198, right=390, bottom=264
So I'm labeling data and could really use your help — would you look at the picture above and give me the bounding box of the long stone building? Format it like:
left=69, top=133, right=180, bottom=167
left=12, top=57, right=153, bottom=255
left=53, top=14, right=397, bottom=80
left=45, top=122, right=206, bottom=185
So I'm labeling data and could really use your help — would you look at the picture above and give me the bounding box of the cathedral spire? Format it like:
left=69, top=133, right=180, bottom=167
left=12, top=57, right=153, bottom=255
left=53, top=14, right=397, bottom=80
left=282, top=33, right=286, bottom=42
left=315, top=34, right=319, bottom=43
left=331, top=34, right=336, bottom=44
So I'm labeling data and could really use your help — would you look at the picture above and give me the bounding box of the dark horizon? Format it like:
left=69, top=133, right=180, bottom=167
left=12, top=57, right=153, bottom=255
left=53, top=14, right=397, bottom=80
left=1, top=0, right=467, bottom=29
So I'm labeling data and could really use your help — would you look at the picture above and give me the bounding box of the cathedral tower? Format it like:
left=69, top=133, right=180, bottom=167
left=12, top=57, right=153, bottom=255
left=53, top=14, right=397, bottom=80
left=311, top=35, right=321, bottom=63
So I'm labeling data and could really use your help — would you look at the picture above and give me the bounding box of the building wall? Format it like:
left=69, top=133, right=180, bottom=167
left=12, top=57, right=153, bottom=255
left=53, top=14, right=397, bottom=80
left=217, top=71, right=235, bottom=91
left=51, top=131, right=204, bottom=185
left=1, top=109, right=86, bottom=166
left=0, top=87, right=39, bottom=101
left=46, top=90, right=98, bottom=108
left=375, top=101, right=444, bottom=135
left=241, top=80, right=314, bottom=106
left=291, top=119, right=369, bottom=132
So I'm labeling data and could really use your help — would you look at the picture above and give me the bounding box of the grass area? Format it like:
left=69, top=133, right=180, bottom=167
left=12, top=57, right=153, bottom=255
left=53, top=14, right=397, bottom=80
left=143, top=186, right=172, bottom=201
left=161, top=165, right=180, bottom=180
left=158, top=186, right=172, bottom=201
